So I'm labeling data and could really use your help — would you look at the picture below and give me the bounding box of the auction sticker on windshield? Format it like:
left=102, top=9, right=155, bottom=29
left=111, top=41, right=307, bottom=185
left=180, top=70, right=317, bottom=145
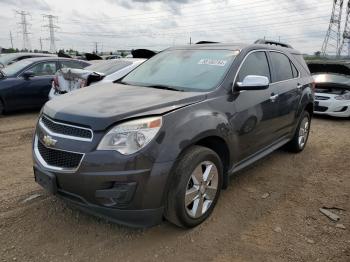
left=198, top=59, right=227, bottom=66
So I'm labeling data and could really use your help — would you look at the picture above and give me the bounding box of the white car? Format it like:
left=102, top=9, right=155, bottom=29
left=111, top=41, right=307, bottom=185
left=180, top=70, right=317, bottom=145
left=308, top=61, right=350, bottom=118
left=49, top=58, right=145, bottom=99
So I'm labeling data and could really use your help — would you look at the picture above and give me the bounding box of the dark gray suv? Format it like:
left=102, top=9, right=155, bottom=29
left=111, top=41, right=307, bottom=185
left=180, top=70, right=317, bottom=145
left=32, top=41, right=314, bottom=228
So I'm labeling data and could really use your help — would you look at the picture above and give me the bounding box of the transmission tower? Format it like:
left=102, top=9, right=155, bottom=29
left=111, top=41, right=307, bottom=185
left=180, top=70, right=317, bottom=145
left=43, top=14, right=59, bottom=53
left=340, top=1, right=350, bottom=56
left=321, top=0, right=344, bottom=56
left=16, top=11, right=31, bottom=51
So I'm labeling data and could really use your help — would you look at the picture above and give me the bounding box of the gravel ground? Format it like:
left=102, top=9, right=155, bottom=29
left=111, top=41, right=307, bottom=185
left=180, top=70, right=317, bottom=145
left=0, top=112, right=349, bottom=262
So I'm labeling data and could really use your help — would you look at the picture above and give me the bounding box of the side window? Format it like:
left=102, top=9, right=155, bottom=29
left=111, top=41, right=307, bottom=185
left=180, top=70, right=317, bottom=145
left=27, top=62, right=57, bottom=76
left=269, top=52, right=294, bottom=82
left=237, top=51, right=270, bottom=82
left=290, top=61, right=299, bottom=78
left=61, top=61, right=84, bottom=69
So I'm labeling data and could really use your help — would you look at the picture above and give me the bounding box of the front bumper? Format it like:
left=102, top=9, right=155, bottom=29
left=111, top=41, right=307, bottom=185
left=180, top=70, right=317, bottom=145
left=314, top=97, right=350, bottom=117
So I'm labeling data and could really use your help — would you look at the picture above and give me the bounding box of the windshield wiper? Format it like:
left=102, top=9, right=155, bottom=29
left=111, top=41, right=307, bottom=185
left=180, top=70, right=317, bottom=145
left=144, top=84, right=184, bottom=92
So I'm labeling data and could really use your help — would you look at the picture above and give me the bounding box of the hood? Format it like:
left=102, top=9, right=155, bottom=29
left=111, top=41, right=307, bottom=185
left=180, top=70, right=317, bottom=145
left=44, top=83, right=206, bottom=130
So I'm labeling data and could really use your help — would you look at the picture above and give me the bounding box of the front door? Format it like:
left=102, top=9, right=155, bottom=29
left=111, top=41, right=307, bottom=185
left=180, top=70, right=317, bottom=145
left=231, top=51, right=281, bottom=161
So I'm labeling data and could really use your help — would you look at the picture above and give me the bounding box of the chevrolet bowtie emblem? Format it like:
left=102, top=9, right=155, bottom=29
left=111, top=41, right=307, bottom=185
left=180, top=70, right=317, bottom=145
left=43, top=135, right=57, bottom=147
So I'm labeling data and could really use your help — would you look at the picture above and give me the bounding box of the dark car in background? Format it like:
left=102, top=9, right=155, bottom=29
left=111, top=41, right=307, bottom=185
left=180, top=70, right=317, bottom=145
left=0, top=52, right=56, bottom=69
left=0, top=57, right=90, bottom=114
left=33, top=41, right=314, bottom=228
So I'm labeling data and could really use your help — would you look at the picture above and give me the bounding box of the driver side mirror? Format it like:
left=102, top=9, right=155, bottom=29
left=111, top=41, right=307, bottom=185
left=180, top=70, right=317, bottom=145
left=236, top=75, right=269, bottom=91
left=22, top=71, right=35, bottom=80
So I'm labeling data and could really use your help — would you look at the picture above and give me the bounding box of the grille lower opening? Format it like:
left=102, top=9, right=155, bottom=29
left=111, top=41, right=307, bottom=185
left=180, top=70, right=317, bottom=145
left=37, top=140, right=83, bottom=169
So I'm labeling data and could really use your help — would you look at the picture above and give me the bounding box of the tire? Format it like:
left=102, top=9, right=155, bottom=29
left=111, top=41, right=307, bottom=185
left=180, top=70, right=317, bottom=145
left=285, top=111, right=311, bottom=153
left=164, top=146, right=223, bottom=228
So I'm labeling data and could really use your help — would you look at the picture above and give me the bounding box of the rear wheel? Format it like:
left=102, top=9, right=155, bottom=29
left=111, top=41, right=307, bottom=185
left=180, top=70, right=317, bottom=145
left=165, top=146, right=223, bottom=228
left=285, top=111, right=311, bottom=152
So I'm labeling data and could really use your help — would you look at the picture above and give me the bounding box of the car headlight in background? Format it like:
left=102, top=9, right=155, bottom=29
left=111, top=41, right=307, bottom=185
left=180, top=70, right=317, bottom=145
left=335, top=92, right=350, bottom=100
left=97, top=117, right=162, bottom=155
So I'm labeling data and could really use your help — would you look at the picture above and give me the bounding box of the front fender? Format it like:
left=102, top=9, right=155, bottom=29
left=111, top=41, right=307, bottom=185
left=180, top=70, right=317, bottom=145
left=155, top=100, right=234, bottom=163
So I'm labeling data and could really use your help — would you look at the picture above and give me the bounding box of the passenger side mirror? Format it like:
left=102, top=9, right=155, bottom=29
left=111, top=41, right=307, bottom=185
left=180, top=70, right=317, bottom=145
left=22, top=71, right=35, bottom=80
left=236, top=75, right=269, bottom=91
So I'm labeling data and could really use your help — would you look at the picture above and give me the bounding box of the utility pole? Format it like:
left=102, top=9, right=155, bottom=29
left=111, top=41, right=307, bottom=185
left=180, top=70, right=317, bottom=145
left=9, top=31, right=14, bottom=49
left=43, top=14, right=59, bottom=53
left=340, top=0, right=350, bottom=56
left=93, top=42, right=99, bottom=54
left=321, top=0, right=344, bottom=56
left=39, top=37, right=43, bottom=52
left=16, top=10, right=31, bottom=51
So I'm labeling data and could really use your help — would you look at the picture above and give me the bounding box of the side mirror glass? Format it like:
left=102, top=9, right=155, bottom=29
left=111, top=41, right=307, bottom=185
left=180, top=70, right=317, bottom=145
left=23, top=71, right=35, bottom=79
left=236, top=75, right=269, bottom=91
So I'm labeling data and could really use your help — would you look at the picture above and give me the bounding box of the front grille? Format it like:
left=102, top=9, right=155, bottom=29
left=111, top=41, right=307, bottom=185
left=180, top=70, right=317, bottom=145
left=41, top=115, right=92, bottom=140
left=37, top=139, right=83, bottom=169
left=315, top=96, right=330, bottom=100
left=314, top=105, right=328, bottom=112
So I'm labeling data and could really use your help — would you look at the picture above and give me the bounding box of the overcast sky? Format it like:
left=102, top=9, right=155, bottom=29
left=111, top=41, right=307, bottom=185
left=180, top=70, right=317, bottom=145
left=0, top=0, right=337, bottom=54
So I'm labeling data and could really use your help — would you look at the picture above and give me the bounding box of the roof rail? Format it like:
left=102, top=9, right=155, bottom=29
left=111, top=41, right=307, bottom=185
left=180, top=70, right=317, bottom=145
left=254, top=39, right=293, bottom=49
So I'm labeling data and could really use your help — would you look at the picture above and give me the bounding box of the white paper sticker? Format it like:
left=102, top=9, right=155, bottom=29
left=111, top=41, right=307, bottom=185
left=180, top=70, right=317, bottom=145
left=198, top=59, right=227, bottom=66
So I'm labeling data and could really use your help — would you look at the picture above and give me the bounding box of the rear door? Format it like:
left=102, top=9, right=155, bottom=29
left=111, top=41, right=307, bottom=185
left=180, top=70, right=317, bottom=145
left=268, top=51, right=302, bottom=136
left=232, top=50, right=281, bottom=160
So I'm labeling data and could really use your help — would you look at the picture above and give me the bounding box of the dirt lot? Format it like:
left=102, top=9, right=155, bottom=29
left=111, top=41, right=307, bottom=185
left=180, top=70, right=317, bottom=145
left=0, top=112, right=349, bottom=262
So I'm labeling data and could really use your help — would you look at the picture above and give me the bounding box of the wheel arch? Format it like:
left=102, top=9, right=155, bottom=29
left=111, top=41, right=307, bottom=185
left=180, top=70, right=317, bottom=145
left=195, top=136, right=230, bottom=189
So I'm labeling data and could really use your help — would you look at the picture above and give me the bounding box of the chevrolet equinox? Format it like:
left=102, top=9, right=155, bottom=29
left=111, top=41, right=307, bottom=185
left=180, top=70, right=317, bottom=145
left=33, top=41, right=314, bottom=228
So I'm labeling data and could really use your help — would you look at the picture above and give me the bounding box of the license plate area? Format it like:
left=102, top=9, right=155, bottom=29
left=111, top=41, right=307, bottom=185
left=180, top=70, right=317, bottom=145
left=34, top=168, right=57, bottom=194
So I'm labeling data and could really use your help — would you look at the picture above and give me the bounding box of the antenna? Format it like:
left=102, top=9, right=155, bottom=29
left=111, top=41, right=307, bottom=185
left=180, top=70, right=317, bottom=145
left=340, top=0, right=350, bottom=56
left=16, top=10, right=31, bottom=51
left=321, top=0, right=344, bottom=56
left=43, top=14, right=59, bottom=53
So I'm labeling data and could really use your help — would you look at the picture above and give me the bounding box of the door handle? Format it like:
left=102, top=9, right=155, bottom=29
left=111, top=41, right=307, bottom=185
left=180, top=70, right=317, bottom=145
left=270, top=94, right=279, bottom=102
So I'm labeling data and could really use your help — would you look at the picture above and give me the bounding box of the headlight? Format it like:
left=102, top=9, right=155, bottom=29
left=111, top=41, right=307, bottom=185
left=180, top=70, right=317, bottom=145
left=335, top=92, right=350, bottom=100
left=97, top=117, right=162, bottom=155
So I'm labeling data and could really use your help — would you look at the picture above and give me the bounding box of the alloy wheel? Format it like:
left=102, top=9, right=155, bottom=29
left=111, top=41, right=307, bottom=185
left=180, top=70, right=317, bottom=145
left=298, top=116, right=310, bottom=149
left=185, top=161, right=219, bottom=218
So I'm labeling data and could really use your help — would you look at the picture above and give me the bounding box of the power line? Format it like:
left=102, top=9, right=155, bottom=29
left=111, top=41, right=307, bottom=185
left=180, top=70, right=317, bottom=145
left=43, top=14, right=59, bottom=53
left=16, top=10, right=31, bottom=50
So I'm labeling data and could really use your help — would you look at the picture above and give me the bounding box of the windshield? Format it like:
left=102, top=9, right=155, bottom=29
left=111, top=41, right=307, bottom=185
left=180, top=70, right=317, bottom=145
left=2, top=59, right=33, bottom=76
left=122, top=49, right=237, bottom=92
left=86, top=60, right=132, bottom=75
left=0, top=53, right=20, bottom=67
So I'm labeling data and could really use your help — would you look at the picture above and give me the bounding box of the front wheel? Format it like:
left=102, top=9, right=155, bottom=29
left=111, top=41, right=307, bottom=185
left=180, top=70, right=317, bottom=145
left=165, top=146, right=223, bottom=228
left=285, top=111, right=311, bottom=153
